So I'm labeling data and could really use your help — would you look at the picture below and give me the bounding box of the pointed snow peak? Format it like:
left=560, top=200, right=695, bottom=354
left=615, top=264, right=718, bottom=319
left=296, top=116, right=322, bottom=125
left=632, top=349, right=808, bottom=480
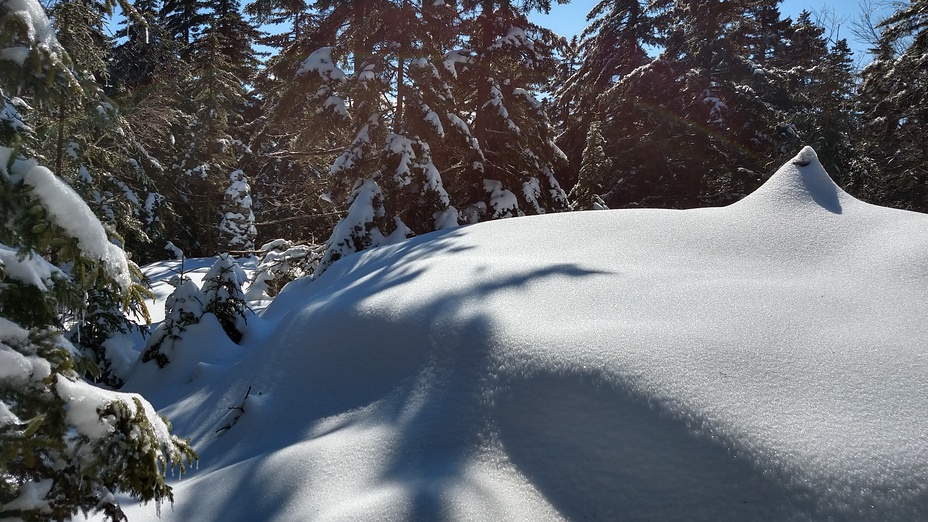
left=791, top=145, right=818, bottom=167
left=737, top=146, right=848, bottom=214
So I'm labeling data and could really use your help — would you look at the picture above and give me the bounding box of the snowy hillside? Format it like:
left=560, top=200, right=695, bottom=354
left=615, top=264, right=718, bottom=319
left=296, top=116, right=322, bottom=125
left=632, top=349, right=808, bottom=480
left=116, top=148, right=927, bottom=520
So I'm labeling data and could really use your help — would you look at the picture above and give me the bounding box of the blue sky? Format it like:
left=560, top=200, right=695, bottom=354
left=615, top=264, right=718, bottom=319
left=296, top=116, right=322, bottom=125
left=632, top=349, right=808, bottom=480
left=528, top=0, right=882, bottom=62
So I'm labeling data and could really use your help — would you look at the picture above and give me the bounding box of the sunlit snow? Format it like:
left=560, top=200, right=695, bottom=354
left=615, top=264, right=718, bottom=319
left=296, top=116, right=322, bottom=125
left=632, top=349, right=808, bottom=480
left=0, top=147, right=132, bottom=289
left=108, top=147, right=927, bottom=521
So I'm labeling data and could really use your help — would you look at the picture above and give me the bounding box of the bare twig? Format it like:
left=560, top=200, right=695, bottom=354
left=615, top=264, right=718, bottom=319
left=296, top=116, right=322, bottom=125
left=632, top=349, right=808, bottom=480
left=216, top=386, right=253, bottom=434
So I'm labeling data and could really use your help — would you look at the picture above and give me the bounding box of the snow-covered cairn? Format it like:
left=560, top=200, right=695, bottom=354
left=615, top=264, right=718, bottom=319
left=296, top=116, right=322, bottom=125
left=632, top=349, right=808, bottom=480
left=218, top=169, right=257, bottom=252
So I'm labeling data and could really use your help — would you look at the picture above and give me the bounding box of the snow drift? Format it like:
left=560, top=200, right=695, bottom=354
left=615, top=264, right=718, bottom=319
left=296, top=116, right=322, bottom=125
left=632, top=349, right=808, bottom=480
left=118, top=147, right=927, bottom=520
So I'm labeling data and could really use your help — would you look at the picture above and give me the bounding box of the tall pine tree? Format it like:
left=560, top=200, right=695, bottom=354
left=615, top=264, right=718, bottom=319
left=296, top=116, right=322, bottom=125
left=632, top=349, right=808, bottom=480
left=164, top=0, right=261, bottom=255
left=453, top=0, right=568, bottom=220
left=856, top=0, right=928, bottom=212
left=551, top=0, right=653, bottom=192
left=564, top=0, right=833, bottom=209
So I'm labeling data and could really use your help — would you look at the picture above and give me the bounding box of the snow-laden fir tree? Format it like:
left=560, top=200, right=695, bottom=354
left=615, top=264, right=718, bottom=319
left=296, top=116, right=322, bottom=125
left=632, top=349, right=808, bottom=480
left=301, top=0, right=468, bottom=274
left=141, top=276, right=205, bottom=367
left=170, top=22, right=253, bottom=255
left=201, top=253, right=249, bottom=343
left=19, top=0, right=169, bottom=372
left=551, top=0, right=653, bottom=192
left=33, top=0, right=170, bottom=262
left=300, top=0, right=568, bottom=275
left=70, top=286, right=146, bottom=388
left=142, top=253, right=249, bottom=364
left=247, top=238, right=322, bottom=299
left=149, top=0, right=260, bottom=257
left=242, top=0, right=346, bottom=244
left=219, top=169, right=257, bottom=252
left=569, top=120, right=611, bottom=211
left=856, top=0, right=928, bottom=212
left=1, top=3, right=195, bottom=518
left=248, top=40, right=349, bottom=246
left=453, top=0, right=568, bottom=221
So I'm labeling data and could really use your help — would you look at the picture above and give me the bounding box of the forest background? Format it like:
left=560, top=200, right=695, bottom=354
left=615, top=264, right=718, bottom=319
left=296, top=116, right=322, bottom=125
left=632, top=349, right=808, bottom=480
left=6, top=0, right=927, bottom=269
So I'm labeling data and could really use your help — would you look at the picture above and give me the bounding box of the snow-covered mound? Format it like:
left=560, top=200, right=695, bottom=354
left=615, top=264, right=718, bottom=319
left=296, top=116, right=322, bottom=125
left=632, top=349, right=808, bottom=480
left=119, top=147, right=928, bottom=520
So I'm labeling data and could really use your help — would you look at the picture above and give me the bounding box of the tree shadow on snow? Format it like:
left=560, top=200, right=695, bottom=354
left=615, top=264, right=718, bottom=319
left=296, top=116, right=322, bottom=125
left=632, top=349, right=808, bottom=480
left=153, top=229, right=867, bottom=521
left=491, top=370, right=822, bottom=521
left=287, top=242, right=828, bottom=520
left=165, top=247, right=614, bottom=521
left=343, top=262, right=616, bottom=519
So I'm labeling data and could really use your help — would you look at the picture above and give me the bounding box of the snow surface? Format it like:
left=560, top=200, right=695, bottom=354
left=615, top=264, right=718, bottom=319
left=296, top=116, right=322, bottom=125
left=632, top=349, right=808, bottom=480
left=0, top=316, right=51, bottom=384
left=2, top=478, right=53, bottom=514
left=56, top=376, right=124, bottom=439
left=109, top=148, right=927, bottom=520
left=0, top=243, right=63, bottom=291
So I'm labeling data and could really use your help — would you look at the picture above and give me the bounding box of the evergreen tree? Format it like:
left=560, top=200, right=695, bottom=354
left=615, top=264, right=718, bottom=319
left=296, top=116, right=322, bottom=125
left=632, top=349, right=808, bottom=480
left=551, top=0, right=653, bottom=192
left=573, top=0, right=804, bottom=208
left=247, top=238, right=322, bottom=299
left=109, top=0, right=192, bottom=265
left=213, top=0, right=264, bottom=81
left=160, top=0, right=209, bottom=48
left=667, top=0, right=793, bottom=204
left=70, top=286, right=147, bottom=388
left=780, top=11, right=857, bottom=185
left=1, top=3, right=195, bottom=517
left=856, top=0, right=928, bottom=212
left=219, top=169, right=257, bottom=252
left=243, top=2, right=351, bottom=247
left=166, top=0, right=260, bottom=256
left=112, top=0, right=184, bottom=92
left=247, top=24, right=349, bottom=247
left=569, top=120, right=611, bottom=210
left=27, top=0, right=170, bottom=262
left=298, top=0, right=570, bottom=274
left=141, top=276, right=205, bottom=367
left=245, top=0, right=311, bottom=49
left=454, top=1, right=568, bottom=220
left=301, top=0, right=464, bottom=273
left=202, top=253, right=249, bottom=343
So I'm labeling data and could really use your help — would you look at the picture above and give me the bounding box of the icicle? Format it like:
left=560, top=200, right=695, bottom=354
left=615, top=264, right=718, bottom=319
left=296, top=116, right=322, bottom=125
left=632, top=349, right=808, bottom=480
left=144, top=26, right=149, bottom=45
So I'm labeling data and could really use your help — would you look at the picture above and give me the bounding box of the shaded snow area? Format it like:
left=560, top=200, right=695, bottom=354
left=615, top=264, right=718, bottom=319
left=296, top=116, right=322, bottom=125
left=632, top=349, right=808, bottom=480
left=112, top=148, right=927, bottom=520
